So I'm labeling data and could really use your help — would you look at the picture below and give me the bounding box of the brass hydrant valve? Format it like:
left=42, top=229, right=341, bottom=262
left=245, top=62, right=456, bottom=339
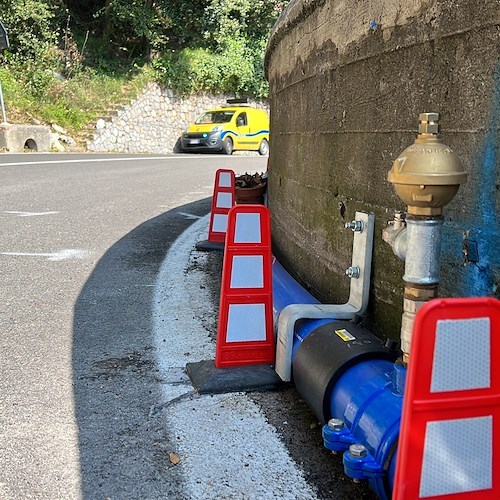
left=388, top=113, right=467, bottom=216
left=386, top=113, right=467, bottom=362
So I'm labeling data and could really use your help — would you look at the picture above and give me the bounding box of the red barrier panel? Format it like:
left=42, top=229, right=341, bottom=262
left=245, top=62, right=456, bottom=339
left=394, top=297, right=500, bottom=500
left=215, top=204, right=274, bottom=367
left=207, top=169, right=235, bottom=244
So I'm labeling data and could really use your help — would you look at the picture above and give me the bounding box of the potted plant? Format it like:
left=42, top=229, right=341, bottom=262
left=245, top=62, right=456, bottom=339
left=235, top=172, right=267, bottom=204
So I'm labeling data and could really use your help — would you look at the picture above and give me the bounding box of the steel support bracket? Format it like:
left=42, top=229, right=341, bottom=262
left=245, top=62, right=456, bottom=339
left=275, top=211, right=375, bottom=381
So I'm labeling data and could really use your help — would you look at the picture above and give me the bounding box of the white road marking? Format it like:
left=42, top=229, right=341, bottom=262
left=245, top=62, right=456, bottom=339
left=0, top=156, right=169, bottom=167
left=4, top=211, right=59, bottom=217
left=1, top=249, right=90, bottom=261
left=0, top=155, right=258, bottom=168
left=152, top=215, right=316, bottom=499
left=176, top=212, right=202, bottom=220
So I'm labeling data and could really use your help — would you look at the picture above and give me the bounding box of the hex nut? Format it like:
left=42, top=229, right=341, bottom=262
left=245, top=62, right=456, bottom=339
left=418, top=112, right=439, bottom=134
left=345, top=220, right=364, bottom=232
left=349, top=443, right=368, bottom=458
left=345, top=266, right=360, bottom=279
left=327, top=418, right=345, bottom=431
left=419, top=112, right=439, bottom=122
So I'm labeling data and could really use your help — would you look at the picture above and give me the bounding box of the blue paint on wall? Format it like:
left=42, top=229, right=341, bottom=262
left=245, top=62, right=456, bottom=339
left=447, top=65, right=500, bottom=297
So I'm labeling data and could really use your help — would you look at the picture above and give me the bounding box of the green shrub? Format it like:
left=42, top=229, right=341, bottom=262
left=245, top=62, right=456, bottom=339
left=0, top=0, right=64, bottom=65
left=0, top=63, right=150, bottom=134
left=153, top=37, right=268, bottom=98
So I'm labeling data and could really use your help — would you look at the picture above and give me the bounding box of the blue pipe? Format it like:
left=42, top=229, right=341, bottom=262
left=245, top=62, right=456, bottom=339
left=272, top=260, right=336, bottom=357
left=328, top=361, right=404, bottom=496
left=272, top=260, right=405, bottom=499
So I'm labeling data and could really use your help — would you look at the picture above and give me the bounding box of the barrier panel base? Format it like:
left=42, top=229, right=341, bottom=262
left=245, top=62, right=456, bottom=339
left=195, top=239, right=224, bottom=252
left=186, top=359, right=289, bottom=394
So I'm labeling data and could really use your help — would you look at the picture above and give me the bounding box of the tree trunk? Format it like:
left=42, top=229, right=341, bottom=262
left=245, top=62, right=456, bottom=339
left=103, top=0, right=112, bottom=40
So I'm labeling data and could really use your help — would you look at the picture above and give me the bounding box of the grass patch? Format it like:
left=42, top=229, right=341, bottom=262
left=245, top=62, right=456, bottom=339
left=0, top=64, right=153, bottom=143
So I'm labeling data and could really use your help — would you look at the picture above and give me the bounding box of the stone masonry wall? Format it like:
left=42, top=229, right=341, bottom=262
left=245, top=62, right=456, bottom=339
left=265, top=0, right=500, bottom=339
left=87, top=83, right=268, bottom=154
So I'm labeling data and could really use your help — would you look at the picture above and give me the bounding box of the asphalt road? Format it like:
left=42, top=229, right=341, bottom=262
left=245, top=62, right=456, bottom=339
left=0, top=153, right=375, bottom=499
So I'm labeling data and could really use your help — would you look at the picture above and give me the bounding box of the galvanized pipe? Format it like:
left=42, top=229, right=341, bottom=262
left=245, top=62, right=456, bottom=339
left=403, top=216, right=444, bottom=285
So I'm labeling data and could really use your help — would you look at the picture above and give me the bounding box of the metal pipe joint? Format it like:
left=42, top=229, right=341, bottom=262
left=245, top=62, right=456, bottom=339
left=382, top=212, right=407, bottom=261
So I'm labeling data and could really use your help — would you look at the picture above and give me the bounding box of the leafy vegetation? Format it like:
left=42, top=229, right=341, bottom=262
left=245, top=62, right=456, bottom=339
left=0, top=0, right=284, bottom=136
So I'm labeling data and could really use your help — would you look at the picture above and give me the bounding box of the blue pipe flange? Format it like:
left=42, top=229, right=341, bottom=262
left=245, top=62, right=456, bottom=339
left=343, top=443, right=385, bottom=481
left=271, top=259, right=405, bottom=499
left=330, top=360, right=406, bottom=499
left=322, top=419, right=356, bottom=452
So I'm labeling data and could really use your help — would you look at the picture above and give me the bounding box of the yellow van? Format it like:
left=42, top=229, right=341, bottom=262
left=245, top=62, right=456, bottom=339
left=180, top=100, right=269, bottom=155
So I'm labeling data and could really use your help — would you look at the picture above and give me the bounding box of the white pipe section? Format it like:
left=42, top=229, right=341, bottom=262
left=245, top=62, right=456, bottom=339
left=275, top=212, right=375, bottom=381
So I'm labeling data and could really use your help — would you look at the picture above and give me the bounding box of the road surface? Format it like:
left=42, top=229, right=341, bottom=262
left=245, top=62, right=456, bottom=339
left=0, top=153, right=375, bottom=499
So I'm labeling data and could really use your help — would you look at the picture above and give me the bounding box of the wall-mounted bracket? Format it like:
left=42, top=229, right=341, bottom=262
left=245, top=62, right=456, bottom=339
left=275, top=211, right=375, bottom=381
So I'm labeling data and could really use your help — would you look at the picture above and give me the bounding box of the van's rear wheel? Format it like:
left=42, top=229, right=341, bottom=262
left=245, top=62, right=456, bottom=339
left=222, top=137, right=233, bottom=155
left=258, top=139, right=269, bottom=156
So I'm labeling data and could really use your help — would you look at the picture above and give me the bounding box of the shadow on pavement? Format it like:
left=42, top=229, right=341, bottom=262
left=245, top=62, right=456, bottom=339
left=72, top=198, right=210, bottom=499
left=72, top=195, right=377, bottom=499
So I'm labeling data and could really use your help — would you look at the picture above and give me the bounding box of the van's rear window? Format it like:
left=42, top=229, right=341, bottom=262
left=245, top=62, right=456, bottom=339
left=196, top=111, right=235, bottom=124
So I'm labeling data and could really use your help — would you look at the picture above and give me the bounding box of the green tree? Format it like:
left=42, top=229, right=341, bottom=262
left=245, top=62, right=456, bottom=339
left=163, top=0, right=284, bottom=49
left=62, top=0, right=171, bottom=61
left=156, top=0, right=284, bottom=97
left=98, top=0, right=170, bottom=59
left=203, top=0, right=283, bottom=47
left=0, top=0, right=285, bottom=101
left=0, top=0, right=65, bottom=63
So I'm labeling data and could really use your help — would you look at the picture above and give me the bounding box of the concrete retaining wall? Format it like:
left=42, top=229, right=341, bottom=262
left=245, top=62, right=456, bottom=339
left=87, top=84, right=268, bottom=154
left=265, top=0, right=500, bottom=338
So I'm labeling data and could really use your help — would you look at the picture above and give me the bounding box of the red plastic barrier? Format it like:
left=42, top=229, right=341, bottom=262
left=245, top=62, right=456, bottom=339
left=215, top=204, right=274, bottom=367
left=207, top=169, right=235, bottom=244
left=394, top=297, right=500, bottom=499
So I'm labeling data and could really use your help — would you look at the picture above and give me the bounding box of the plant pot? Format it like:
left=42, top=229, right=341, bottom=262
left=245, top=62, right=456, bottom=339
left=235, top=183, right=267, bottom=204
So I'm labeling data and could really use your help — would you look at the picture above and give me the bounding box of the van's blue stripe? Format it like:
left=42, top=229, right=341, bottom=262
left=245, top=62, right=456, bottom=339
left=221, top=129, right=269, bottom=139
left=220, top=130, right=237, bottom=139
left=247, top=129, right=270, bottom=137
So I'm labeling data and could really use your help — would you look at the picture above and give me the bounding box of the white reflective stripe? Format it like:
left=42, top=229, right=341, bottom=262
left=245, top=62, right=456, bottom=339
left=431, top=317, right=490, bottom=393
left=230, top=256, right=264, bottom=288
left=219, top=172, right=232, bottom=187
left=234, top=213, right=261, bottom=243
left=226, top=303, right=266, bottom=342
left=216, top=192, right=233, bottom=209
left=212, top=214, right=228, bottom=233
left=419, top=416, right=493, bottom=498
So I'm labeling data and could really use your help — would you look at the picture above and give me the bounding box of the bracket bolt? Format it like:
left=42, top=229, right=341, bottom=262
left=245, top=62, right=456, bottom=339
left=327, top=418, right=345, bottom=431
left=419, top=112, right=440, bottom=134
left=345, top=266, right=360, bottom=279
left=394, top=211, right=406, bottom=222
left=349, top=443, right=368, bottom=458
left=345, top=220, right=364, bottom=232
